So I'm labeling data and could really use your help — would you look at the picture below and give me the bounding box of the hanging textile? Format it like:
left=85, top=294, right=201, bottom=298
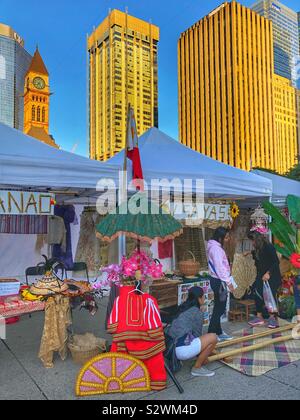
left=107, top=286, right=167, bottom=391
left=158, top=240, right=173, bottom=259
left=52, top=205, right=76, bottom=269
left=48, top=216, right=66, bottom=249
left=38, top=295, right=71, bottom=369
left=75, top=209, right=105, bottom=276
left=0, top=215, right=48, bottom=234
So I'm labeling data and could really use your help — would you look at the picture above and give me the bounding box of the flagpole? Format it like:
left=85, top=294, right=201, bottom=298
left=119, top=105, right=131, bottom=260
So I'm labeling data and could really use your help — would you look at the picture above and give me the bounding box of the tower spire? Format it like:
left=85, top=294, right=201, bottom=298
left=26, top=48, right=49, bottom=76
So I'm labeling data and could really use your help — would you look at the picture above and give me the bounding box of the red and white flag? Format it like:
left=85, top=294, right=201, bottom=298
left=126, top=107, right=144, bottom=190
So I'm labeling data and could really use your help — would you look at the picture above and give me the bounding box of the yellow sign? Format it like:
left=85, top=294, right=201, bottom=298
left=0, top=191, right=55, bottom=215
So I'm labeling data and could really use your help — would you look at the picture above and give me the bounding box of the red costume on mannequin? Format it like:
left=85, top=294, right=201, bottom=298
left=107, top=286, right=167, bottom=391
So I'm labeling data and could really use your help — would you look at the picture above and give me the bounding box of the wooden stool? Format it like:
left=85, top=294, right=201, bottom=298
left=228, top=310, right=244, bottom=322
left=233, top=300, right=256, bottom=321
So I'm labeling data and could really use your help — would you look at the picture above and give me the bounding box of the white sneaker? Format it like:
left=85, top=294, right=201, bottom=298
left=191, top=367, right=215, bottom=377
left=218, top=333, right=234, bottom=342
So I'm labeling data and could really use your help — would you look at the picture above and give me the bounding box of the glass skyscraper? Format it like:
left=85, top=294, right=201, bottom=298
left=0, top=23, right=32, bottom=130
left=88, top=10, right=159, bottom=161
left=251, top=0, right=300, bottom=86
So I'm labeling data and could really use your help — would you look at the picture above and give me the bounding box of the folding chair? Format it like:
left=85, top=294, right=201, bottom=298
left=65, top=262, right=89, bottom=281
left=25, top=263, right=46, bottom=286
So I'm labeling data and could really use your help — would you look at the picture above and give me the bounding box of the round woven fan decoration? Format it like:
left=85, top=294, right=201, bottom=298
left=231, top=254, right=257, bottom=299
left=76, top=353, right=151, bottom=397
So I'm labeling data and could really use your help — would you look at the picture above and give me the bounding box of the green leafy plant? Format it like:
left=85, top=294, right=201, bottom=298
left=263, top=195, right=300, bottom=271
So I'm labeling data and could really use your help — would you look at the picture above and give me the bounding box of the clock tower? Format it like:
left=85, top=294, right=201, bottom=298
left=23, top=47, right=58, bottom=148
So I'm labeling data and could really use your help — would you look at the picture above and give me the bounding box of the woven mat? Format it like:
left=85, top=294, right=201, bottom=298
left=221, top=321, right=300, bottom=377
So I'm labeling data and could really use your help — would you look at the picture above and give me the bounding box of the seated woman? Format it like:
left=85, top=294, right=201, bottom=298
left=167, top=287, right=217, bottom=378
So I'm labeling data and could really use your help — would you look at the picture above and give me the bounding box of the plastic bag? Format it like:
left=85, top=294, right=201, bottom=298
left=263, top=281, right=278, bottom=314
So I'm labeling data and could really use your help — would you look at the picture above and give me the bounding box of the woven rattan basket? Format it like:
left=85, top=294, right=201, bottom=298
left=178, top=251, right=201, bottom=277
left=68, top=343, right=101, bottom=365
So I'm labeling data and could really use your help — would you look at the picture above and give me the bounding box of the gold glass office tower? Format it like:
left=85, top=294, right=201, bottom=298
left=178, top=1, right=277, bottom=172
left=88, top=10, right=159, bottom=161
left=273, top=75, right=298, bottom=173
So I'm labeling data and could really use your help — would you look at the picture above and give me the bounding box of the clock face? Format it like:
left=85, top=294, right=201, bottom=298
left=33, top=77, right=46, bottom=90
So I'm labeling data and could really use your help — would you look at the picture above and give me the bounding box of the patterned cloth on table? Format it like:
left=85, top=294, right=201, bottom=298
left=0, top=295, right=45, bottom=318
left=39, top=295, right=71, bottom=369
left=107, top=286, right=167, bottom=391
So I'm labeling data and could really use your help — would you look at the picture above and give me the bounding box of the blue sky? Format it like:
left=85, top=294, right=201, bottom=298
left=1, top=0, right=299, bottom=156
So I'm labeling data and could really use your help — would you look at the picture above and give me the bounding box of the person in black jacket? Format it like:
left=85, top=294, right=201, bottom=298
left=247, top=231, right=281, bottom=329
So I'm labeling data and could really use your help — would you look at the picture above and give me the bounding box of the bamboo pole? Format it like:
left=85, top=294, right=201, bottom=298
left=216, top=323, right=296, bottom=350
left=208, top=334, right=294, bottom=363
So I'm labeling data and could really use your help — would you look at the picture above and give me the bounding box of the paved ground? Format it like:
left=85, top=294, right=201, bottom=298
left=1, top=297, right=300, bottom=401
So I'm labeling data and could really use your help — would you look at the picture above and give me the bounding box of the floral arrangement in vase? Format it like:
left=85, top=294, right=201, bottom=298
left=93, top=250, right=164, bottom=289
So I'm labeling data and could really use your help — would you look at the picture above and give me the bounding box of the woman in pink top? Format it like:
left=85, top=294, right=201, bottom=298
left=207, top=227, right=235, bottom=342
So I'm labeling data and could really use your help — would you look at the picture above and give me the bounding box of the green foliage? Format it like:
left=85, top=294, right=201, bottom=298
left=287, top=195, right=300, bottom=225
left=279, top=296, right=296, bottom=320
left=263, top=201, right=295, bottom=236
left=286, top=160, right=300, bottom=181
left=274, top=244, right=291, bottom=259
left=263, top=201, right=297, bottom=258
left=268, top=222, right=296, bottom=255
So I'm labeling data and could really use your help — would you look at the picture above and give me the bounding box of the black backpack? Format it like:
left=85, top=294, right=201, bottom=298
left=164, top=331, right=182, bottom=373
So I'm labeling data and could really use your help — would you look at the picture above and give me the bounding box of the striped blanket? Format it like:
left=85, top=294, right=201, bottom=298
left=0, top=215, right=48, bottom=234
left=222, top=321, right=300, bottom=376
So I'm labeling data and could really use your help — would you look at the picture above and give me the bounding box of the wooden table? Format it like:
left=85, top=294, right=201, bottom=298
left=149, top=279, right=182, bottom=309
left=0, top=295, right=45, bottom=319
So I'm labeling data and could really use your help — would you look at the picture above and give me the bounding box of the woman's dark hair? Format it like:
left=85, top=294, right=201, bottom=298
left=177, top=287, right=204, bottom=316
left=212, top=227, right=230, bottom=247
left=247, top=231, right=269, bottom=257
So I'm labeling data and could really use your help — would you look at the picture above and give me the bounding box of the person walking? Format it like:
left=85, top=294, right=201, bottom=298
left=247, top=231, right=281, bottom=329
left=207, top=227, right=235, bottom=342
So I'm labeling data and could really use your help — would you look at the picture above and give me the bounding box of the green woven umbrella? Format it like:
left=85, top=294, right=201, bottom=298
left=96, top=193, right=183, bottom=243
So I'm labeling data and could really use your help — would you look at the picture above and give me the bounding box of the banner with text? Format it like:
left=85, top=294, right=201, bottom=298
left=0, top=190, right=55, bottom=216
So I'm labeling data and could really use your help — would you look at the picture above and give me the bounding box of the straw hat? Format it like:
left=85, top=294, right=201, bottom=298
left=30, top=272, right=69, bottom=296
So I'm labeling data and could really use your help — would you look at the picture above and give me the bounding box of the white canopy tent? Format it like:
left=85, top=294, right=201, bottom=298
left=0, top=123, right=121, bottom=194
left=252, top=170, right=300, bottom=206
left=0, top=123, right=121, bottom=280
left=108, top=127, right=273, bottom=200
